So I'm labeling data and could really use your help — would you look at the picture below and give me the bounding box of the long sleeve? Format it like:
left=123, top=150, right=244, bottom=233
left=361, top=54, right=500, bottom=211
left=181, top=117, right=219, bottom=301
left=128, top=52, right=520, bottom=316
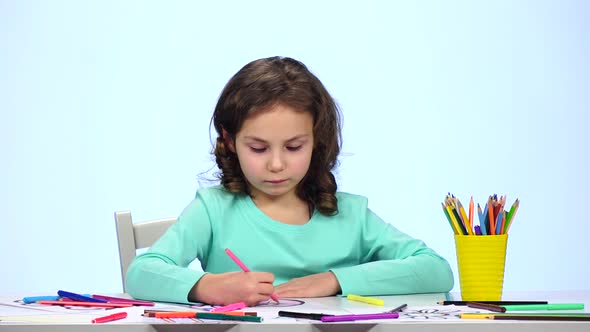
left=125, top=197, right=213, bottom=304
left=330, top=208, right=454, bottom=296
left=125, top=187, right=453, bottom=302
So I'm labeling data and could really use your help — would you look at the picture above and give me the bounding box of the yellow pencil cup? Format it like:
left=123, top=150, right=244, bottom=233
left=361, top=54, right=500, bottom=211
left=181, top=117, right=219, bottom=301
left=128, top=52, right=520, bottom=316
left=455, top=234, right=508, bottom=301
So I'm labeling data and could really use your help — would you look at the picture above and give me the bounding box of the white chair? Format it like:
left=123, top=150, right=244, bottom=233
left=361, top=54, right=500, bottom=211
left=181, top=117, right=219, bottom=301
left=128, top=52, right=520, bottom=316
left=114, top=211, right=176, bottom=292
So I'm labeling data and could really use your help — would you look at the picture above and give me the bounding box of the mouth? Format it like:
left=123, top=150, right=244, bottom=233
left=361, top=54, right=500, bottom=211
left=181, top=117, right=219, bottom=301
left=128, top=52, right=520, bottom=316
left=267, top=179, right=287, bottom=184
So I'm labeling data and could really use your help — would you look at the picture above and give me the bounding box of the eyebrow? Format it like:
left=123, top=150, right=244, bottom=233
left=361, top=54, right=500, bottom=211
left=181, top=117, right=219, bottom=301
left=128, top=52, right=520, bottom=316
left=242, top=134, right=310, bottom=143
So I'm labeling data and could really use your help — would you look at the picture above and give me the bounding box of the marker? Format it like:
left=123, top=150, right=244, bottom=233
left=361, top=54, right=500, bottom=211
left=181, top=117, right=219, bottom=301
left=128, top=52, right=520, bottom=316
left=196, top=312, right=263, bottom=322
left=224, top=248, right=280, bottom=303
left=38, top=300, right=133, bottom=308
left=143, top=311, right=187, bottom=318
left=155, top=312, right=197, bottom=318
left=92, top=294, right=154, bottom=306
left=210, top=301, right=247, bottom=313
left=503, top=303, right=584, bottom=311
left=92, top=312, right=127, bottom=323
left=474, top=225, right=482, bottom=235
left=57, top=290, right=107, bottom=303
left=220, top=311, right=247, bottom=316
left=278, top=310, right=334, bottom=320
left=23, top=294, right=93, bottom=304
left=347, top=294, right=384, bottom=306
left=321, top=312, right=399, bottom=322
left=23, top=296, right=61, bottom=304
left=388, top=303, right=407, bottom=313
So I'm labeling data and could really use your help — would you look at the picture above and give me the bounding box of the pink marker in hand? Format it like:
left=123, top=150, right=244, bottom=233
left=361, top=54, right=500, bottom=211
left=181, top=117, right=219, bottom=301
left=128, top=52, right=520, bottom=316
left=224, top=248, right=280, bottom=303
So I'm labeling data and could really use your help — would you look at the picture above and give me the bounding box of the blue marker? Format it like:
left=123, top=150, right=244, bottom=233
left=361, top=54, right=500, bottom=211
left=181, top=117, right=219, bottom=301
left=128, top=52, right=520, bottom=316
left=23, top=296, right=61, bottom=304
left=57, top=290, right=107, bottom=303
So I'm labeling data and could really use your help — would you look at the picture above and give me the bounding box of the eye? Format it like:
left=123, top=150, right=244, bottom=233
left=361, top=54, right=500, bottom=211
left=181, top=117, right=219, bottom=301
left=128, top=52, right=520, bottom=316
left=249, top=146, right=267, bottom=153
left=286, top=146, right=302, bottom=152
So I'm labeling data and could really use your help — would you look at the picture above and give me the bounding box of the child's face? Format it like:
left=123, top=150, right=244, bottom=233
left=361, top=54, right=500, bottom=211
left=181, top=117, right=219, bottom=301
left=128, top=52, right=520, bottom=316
left=233, top=103, right=314, bottom=203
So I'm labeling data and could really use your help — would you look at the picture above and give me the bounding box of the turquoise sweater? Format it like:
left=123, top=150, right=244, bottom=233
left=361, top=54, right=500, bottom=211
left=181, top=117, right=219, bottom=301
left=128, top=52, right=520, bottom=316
left=126, top=186, right=453, bottom=303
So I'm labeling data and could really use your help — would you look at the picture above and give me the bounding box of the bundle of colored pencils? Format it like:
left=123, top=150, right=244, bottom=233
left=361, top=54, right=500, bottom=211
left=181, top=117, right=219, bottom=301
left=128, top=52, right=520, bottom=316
left=442, top=193, right=519, bottom=235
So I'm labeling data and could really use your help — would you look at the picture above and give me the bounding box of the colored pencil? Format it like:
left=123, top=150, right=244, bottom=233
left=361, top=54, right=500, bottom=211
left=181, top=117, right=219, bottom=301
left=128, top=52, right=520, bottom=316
left=438, top=301, right=548, bottom=305
left=477, top=203, right=488, bottom=235
left=488, top=197, right=496, bottom=235
left=446, top=205, right=463, bottom=235
left=442, top=203, right=459, bottom=234
left=468, top=196, right=474, bottom=233
left=493, top=315, right=590, bottom=321
left=459, top=203, right=473, bottom=235
left=466, top=302, right=506, bottom=312
left=504, top=199, right=519, bottom=233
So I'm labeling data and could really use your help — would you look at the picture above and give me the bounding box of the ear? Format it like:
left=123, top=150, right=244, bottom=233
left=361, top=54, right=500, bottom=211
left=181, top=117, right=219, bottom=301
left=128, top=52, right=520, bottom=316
left=222, top=129, right=236, bottom=153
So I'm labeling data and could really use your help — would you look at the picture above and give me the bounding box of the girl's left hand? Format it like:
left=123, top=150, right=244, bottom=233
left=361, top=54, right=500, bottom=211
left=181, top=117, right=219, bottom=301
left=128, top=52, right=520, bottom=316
left=274, top=271, right=342, bottom=298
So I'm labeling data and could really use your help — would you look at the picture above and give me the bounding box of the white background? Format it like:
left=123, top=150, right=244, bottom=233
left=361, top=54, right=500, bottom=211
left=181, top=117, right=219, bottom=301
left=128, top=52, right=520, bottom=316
left=1, top=0, right=588, bottom=294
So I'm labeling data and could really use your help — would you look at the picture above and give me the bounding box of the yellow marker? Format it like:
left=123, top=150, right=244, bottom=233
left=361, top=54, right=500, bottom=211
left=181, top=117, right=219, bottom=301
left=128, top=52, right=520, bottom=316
left=460, top=313, right=493, bottom=319
left=347, top=294, right=384, bottom=306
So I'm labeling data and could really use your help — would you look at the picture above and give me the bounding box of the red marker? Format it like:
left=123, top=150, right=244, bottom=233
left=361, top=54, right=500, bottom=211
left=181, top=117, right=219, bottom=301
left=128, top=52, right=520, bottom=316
left=92, top=312, right=128, bottom=324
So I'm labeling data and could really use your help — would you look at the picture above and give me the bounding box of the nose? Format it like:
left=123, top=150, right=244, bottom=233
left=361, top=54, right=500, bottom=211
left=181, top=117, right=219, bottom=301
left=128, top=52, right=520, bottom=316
left=267, top=151, right=286, bottom=173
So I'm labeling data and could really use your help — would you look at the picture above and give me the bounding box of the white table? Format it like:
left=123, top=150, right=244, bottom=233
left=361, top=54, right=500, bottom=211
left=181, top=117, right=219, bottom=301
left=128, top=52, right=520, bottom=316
left=1, top=291, right=589, bottom=331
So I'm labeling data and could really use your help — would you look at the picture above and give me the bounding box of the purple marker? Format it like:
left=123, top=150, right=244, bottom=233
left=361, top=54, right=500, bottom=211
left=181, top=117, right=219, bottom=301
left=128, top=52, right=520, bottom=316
left=321, top=312, right=399, bottom=322
left=474, top=225, right=482, bottom=235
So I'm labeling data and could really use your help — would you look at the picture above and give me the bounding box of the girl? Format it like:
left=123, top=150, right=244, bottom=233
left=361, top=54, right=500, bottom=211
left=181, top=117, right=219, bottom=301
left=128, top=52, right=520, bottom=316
left=126, top=56, right=454, bottom=306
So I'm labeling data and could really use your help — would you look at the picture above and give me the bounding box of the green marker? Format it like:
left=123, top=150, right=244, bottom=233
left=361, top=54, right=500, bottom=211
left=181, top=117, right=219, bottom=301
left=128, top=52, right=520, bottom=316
left=196, top=312, right=263, bottom=322
left=503, top=303, right=585, bottom=311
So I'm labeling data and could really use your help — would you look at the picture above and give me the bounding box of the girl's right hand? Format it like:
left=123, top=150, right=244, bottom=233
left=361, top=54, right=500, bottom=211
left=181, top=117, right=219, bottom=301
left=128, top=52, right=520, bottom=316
left=190, top=271, right=275, bottom=306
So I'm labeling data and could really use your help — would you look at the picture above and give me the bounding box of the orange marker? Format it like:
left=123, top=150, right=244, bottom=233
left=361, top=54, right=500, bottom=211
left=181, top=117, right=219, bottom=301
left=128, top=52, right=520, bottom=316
left=154, top=311, right=197, bottom=319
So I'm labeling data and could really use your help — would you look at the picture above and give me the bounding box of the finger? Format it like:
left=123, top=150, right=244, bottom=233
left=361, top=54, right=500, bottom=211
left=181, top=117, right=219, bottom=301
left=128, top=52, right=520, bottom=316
left=256, top=283, right=275, bottom=296
left=251, top=272, right=275, bottom=283
left=246, top=294, right=273, bottom=307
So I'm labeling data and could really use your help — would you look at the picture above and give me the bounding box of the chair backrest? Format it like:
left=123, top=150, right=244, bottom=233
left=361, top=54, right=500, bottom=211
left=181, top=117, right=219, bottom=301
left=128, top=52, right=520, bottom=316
left=114, top=211, right=176, bottom=292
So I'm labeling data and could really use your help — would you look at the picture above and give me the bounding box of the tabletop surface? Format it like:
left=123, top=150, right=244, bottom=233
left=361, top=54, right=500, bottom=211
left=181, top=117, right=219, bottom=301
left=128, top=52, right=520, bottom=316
left=1, top=290, right=589, bottom=332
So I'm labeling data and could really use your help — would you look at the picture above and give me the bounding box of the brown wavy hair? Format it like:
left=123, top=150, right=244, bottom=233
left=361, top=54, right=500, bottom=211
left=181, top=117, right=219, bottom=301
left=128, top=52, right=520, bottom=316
left=211, top=56, right=342, bottom=215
